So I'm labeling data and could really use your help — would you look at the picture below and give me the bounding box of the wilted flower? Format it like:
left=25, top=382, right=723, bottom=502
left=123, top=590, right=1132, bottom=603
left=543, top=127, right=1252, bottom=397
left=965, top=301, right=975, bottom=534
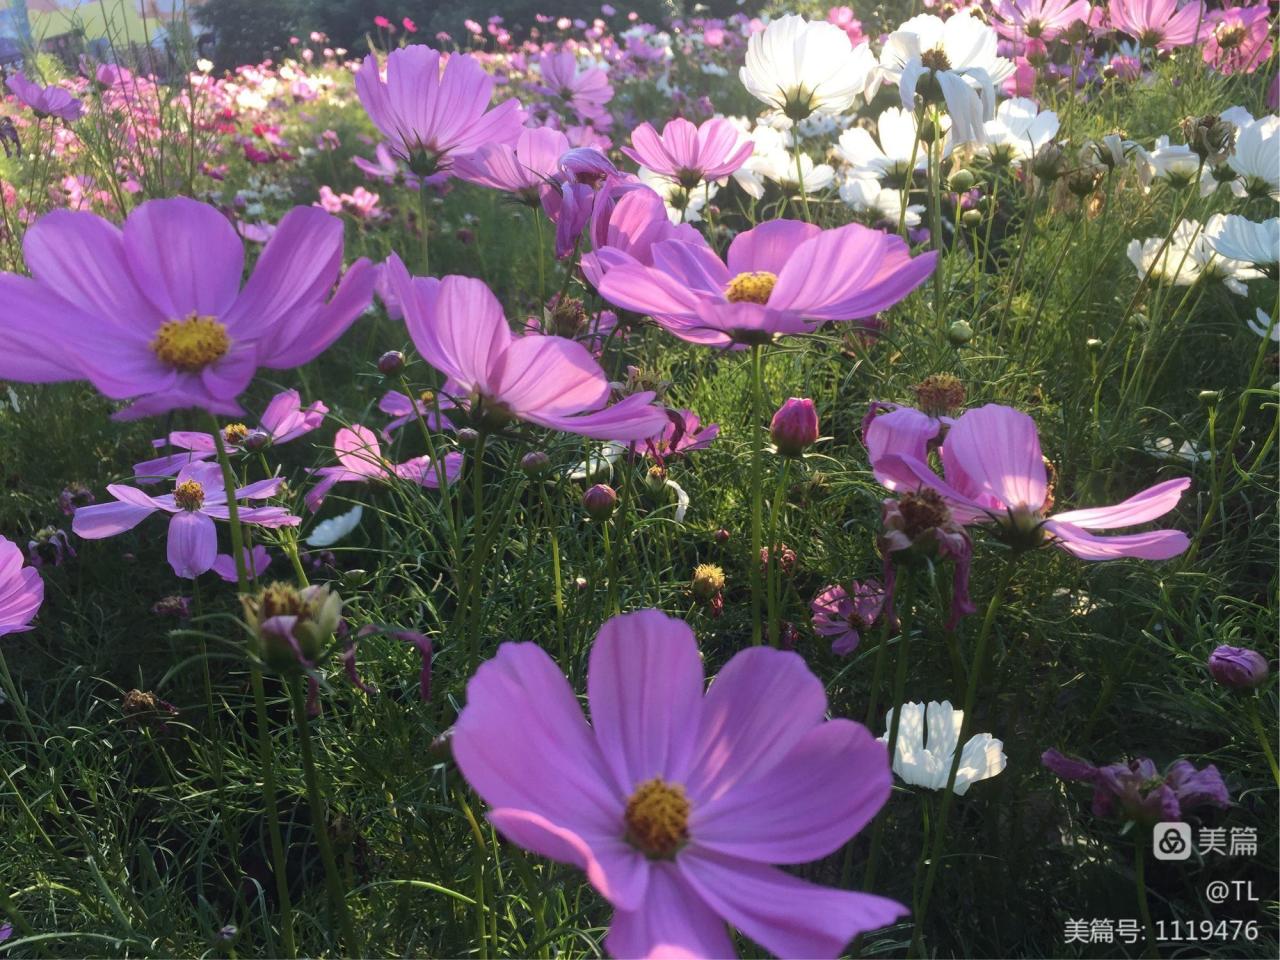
left=1180, top=114, right=1237, bottom=166
left=690, top=563, right=725, bottom=601
left=242, top=581, right=344, bottom=674
left=811, top=580, right=885, bottom=655
left=58, top=483, right=94, bottom=516
left=27, top=527, right=75, bottom=568
left=1042, top=749, right=1229, bottom=824
left=151, top=595, right=193, bottom=619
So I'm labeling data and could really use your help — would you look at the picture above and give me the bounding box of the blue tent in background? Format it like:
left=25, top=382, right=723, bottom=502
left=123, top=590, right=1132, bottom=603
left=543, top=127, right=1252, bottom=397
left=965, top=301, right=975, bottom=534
left=0, top=2, right=30, bottom=65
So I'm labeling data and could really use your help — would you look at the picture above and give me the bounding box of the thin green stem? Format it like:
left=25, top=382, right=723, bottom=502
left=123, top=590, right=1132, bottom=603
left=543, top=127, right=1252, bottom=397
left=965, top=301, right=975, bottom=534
left=465, top=431, right=489, bottom=672
left=792, top=140, right=813, bottom=223
left=1244, top=697, right=1280, bottom=787
left=749, top=344, right=766, bottom=645
left=1134, top=832, right=1158, bottom=959
left=764, top=458, right=792, bottom=645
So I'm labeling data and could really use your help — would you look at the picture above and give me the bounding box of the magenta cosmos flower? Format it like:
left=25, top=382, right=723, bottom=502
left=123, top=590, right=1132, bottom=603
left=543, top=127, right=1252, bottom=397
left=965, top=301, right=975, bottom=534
left=992, top=0, right=1092, bottom=42
left=6, top=72, right=84, bottom=121
left=1203, top=5, right=1273, bottom=75
left=874, top=404, right=1191, bottom=560
left=580, top=185, right=702, bottom=289
left=355, top=46, right=524, bottom=177
left=72, top=463, right=299, bottom=579
left=0, top=536, right=44, bottom=636
left=0, top=199, right=373, bottom=420
left=622, top=117, right=753, bottom=188
left=534, top=50, right=613, bottom=126
left=596, top=220, right=936, bottom=348
left=452, top=609, right=906, bottom=958
left=386, top=260, right=670, bottom=440
left=1042, top=750, right=1229, bottom=824
left=134, top=389, right=328, bottom=479
left=811, top=580, right=886, bottom=655
left=1108, top=0, right=1207, bottom=51
left=306, top=425, right=463, bottom=511
left=453, top=126, right=571, bottom=205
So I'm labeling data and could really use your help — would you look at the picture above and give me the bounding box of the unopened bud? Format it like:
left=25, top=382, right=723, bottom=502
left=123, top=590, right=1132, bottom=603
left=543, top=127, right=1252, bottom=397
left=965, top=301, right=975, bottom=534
left=947, top=320, right=974, bottom=345
left=582, top=483, right=617, bottom=521
left=520, top=451, right=551, bottom=476
left=456, top=427, right=480, bottom=448
left=948, top=169, right=975, bottom=192
left=377, top=350, right=405, bottom=375
left=242, top=429, right=271, bottom=452
left=769, top=397, right=819, bottom=457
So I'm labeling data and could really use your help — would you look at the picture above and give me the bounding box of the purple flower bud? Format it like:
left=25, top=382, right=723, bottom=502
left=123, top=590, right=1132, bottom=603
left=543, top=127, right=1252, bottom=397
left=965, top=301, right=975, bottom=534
left=582, top=483, right=617, bottom=521
left=1208, top=645, right=1269, bottom=689
left=769, top=397, right=819, bottom=457
left=520, top=451, right=551, bottom=476
left=377, top=350, right=405, bottom=375
left=242, top=428, right=272, bottom=452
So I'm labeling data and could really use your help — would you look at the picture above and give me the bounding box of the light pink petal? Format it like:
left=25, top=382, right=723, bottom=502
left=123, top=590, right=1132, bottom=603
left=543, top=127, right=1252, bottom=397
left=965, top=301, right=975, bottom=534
left=264, top=257, right=376, bottom=370
left=105, top=483, right=168, bottom=511
left=1043, top=520, right=1191, bottom=561
left=873, top=454, right=992, bottom=524
left=487, top=808, right=649, bottom=912
left=605, top=864, right=734, bottom=960
left=401, top=271, right=512, bottom=393
left=684, top=647, right=826, bottom=807
left=0, top=276, right=96, bottom=382
left=495, top=335, right=611, bottom=419
left=944, top=404, right=1047, bottom=512
left=865, top=407, right=942, bottom=477
left=1050, top=478, right=1190, bottom=529
left=650, top=241, right=731, bottom=296
left=587, top=610, right=705, bottom=795
left=394, top=452, right=464, bottom=489
left=235, top=477, right=286, bottom=500
left=679, top=850, right=908, bottom=959
left=122, top=198, right=245, bottom=321
left=691, top=719, right=890, bottom=863
left=596, top=260, right=705, bottom=320
left=334, top=425, right=386, bottom=477
left=72, top=500, right=156, bottom=538
left=529, top=391, right=672, bottom=442
left=222, top=506, right=300, bottom=528
left=166, top=510, right=217, bottom=579
left=726, top=219, right=820, bottom=276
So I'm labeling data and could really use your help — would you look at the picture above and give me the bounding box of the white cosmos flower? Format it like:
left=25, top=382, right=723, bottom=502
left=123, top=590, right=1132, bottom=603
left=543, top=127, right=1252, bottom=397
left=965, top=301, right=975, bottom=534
left=1222, top=107, right=1280, bottom=201
left=1248, top=308, right=1279, bottom=343
left=740, top=14, right=876, bottom=121
left=977, top=97, right=1058, bottom=165
left=760, top=150, right=835, bottom=194
left=1138, top=136, right=1202, bottom=191
left=306, top=504, right=363, bottom=547
left=873, top=12, right=1014, bottom=146
left=638, top=167, right=717, bottom=223
left=838, top=174, right=923, bottom=227
left=835, top=107, right=946, bottom=184
left=1144, top=437, right=1210, bottom=463
left=1127, top=219, right=1261, bottom=295
left=1204, top=215, right=1279, bottom=272
left=568, top=442, right=627, bottom=481
left=880, top=701, right=1006, bottom=796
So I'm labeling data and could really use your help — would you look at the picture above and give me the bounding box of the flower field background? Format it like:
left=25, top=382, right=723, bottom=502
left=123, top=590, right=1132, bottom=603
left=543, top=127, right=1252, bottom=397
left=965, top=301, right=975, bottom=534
left=0, top=1, right=1276, bottom=957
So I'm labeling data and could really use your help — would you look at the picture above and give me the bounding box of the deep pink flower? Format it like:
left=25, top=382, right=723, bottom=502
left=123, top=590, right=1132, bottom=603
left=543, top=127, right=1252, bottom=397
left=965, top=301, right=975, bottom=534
left=212, top=545, right=273, bottom=582
left=1042, top=750, right=1229, bottom=823
left=454, top=126, right=570, bottom=205
left=72, top=462, right=299, bottom=579
left=770, top=397, right=819, bottom=456
left=1108, top=0, right=1207, bottom=51
left=621, top=117, right=753, bottom=188
left=6, top=72, right=84, bottom=121
left=535, top=50, right=613, bottom=125
left=1202, top=5, right=1273, bottom=75
left=355, top=47, right=525, bottom=177
left=0, top=536, right=44, bottom=636
left=452, top=609, right=907, bottom=958
left=306, top=425, right=463, bottom=511
left=0, top=199, right=373, bottom=420
left=993, top=0, right=1093, bottom=41
left=580, top=186, right=703, bottom=289
left=874, top=404, right=1191, bottom=560
left=811, top=581, right=885, bottom=655
left=596, top=220, right=936, bottom=348
left=134, top=389, right=328, bottom=479
left=644, top=409, right=719, bottom=462
left=386, top=262, right=670, bottom=441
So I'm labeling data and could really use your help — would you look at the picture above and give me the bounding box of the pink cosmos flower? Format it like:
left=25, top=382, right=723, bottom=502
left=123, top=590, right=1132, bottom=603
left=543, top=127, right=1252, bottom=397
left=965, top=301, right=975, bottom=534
left=580, top=186, right=703, bottom=289
left=811, top=580, right=885, bottom=655
left=6, top=72, right=84, bottom=121
left=453, top=126, right=571, bottom=205
left=993, top=0, right=1093, bottom=41
left=377, top=389, right=455, bottom=440
left=595, top=220, right=937, bottom=348
left=1202, top=5, right=1273, bottom=75
left=1107, top=0, right=1207, bottom=51
left=72, top=463, right=300, bottom=579
left=452, top=609, right=907, bottom=958
left=306, top=425, right=464, bottom=511
left=134, top=389, right=328, bottom=479
left=644, top=409, right=719, bottom=462
left=386, top=261, right=670, bottom=441
left=212, top=545, right=273, bottom=582
left=873, top=404, right=1191, bottom=560
left=535, top=50, right=613, bottom=125
left=621, top=117, right=753, bottom=188
left=0, top=536, right=44, bottom=636
left=355, top=47, right=525, bottom=177
left=0, top=199, right=373, bottom=420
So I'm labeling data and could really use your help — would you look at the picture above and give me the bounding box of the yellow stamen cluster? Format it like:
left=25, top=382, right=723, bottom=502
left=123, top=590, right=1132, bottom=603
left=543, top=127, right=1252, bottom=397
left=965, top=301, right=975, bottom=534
left=724, top=271, right=777, bottom=305
left=624, top=778, right=691, bottom=859
left=223, top=423, right=250, bottom=445
left=151, top=314, right=230, bottom=372
left=173, top=480, right=206, bottom=511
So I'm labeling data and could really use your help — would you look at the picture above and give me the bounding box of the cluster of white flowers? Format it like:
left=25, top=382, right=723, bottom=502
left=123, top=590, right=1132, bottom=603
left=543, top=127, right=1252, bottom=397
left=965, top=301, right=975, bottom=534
left=880, top=701, right=1007, bottom=796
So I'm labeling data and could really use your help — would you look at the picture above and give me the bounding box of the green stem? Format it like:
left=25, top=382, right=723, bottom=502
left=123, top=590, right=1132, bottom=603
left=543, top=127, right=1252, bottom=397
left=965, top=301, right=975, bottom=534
left=910, top=557, right=1016, bottom=957
left=288, top=679, right=359, bottom=955
left=1134, top=832, right=1158, bottom=959
left=748, top=345, right=766, bottom=645
left=603, top=519, right=618, bottom=617
left=792, top=141, right=813, bottom=223
left=764, top=459, right=792, bottom=646
left=418, top=182, right=431, bottom=275
left=465, top=431, right=489, bottom=673
left=1244, top=697, right=1280, bottom=787
left=863, top=614, right=894, bottom=728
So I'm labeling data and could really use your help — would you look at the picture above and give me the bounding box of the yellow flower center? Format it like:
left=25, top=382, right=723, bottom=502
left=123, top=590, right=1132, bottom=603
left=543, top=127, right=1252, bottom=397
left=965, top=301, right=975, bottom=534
left=173, top=479, right=206, bottom=511
left=724, top=271, right=777, bottom=305
left=151, top=314, right=231, bottom=372
left=624, top=778, right=690, bottom=859
left=223, top=423, right=250, bottom=445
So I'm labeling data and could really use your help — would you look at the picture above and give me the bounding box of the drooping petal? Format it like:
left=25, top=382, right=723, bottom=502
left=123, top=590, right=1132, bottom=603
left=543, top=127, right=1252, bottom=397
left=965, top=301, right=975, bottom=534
left=529, top=391, right=672, bottom=442
left=166, top=510, right=218, bottom=579
left=604, top=864, right=735, bottom=960
left=587, top=610, right=705, bottom=795
left=1050, top=478, right=1190, bottom=530
left=334, top=425, right=387, bottom=478
left=71, top=500, right=156, bottom=538
left=1042, top=521, right=1190, bottom=561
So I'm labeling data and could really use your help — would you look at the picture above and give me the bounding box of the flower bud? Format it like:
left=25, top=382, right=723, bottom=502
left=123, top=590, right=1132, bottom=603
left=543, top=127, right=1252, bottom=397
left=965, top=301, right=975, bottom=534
left=948, top=169, right=975, bottom=193
left=769, top=398, right=819, bottom=457
left=1031, top=141, right=1066, bottom=182
left=520, top=451, right=551, bottom=476
left=242, top=582, right=344, bottom=674
left=582, top=483, right=617, bottom=521
left=377, top=350, right=405, bottom=375
left=1086, top=338, right=1103, bottom=351
left=690, top=563, right=725, bottom=601
left=947, top=320, right=974, bottom=345
left=456, top=427, right=480, bottom=447
left=714, top=527, right=731, bottom=544
left=960, top=208, right=983, bottom=228
left=242, top=428, right=272, bottom=452
left=1207, top=645, right=1269, bottom=690
left=1198, top=390, right=1220, bottom=405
